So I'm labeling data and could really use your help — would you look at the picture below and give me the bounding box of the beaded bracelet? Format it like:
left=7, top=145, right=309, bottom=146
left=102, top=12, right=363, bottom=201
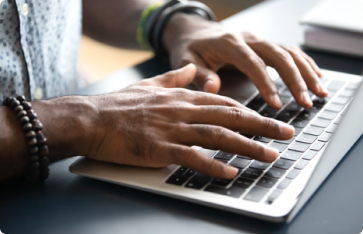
left=3, top=96, right=50, bottom=182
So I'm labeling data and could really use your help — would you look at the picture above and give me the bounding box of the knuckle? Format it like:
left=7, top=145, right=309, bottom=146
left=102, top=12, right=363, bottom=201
left=220, top=32, right=239, bottom=44
left=276, top=49, right=294, bottom=63
left=228, top=107, right=244, bottom=123
left=211, top=126, right=226, bottom=145
left=261, top=116, right=276, bottom=132
left=248, top=139, right=265, bottom=156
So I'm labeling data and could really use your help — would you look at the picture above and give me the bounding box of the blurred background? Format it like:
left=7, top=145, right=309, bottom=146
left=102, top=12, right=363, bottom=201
left=78, top=0, right=265, bottom=83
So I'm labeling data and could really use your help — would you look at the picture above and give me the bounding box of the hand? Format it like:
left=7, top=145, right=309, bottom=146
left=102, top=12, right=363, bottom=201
left=163, top=14, right=329, bottom=109
left=85, top=64, right=294, bottom=179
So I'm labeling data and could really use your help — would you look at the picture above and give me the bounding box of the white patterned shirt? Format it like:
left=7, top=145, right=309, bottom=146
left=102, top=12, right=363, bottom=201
left=0, top=0, right=81, bottom=102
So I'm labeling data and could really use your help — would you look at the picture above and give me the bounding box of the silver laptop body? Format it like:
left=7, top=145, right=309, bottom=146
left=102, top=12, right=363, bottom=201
left=69, top=68, right=363, bottom=222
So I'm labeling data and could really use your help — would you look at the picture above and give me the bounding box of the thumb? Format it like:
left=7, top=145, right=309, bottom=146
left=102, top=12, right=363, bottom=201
left=150, top=63, right=197, bottom=88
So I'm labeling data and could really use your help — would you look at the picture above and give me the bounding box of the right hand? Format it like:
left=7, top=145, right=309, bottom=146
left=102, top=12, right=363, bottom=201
left=84, top=64, right=294, bottom=179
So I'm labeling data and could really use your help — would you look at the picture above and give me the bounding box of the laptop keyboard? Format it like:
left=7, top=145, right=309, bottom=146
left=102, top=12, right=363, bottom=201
left=165, top=77, right=359, bottom=204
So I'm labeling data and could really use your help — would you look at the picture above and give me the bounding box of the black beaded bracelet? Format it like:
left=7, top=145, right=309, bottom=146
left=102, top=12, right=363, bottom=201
left=3, top=96, right=50, bottom=182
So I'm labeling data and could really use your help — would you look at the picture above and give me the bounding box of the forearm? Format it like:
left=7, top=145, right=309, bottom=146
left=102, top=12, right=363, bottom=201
left=82, top=0, right=166, bottom=49
left=0, top=96, right=96, bottom=181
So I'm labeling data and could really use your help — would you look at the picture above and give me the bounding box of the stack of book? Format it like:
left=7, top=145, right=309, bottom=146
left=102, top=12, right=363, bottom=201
left=300, top=0, right=363, bottom=57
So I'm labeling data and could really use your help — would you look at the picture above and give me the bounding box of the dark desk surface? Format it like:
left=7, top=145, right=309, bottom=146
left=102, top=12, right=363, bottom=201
left=2, top=0, right=363, bottom=233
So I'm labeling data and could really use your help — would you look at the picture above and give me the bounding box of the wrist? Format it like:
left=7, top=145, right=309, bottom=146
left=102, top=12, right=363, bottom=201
left=32, top=96, right=98, bottom=161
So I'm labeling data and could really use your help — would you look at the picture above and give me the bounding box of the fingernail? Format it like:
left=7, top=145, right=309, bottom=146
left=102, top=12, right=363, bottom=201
left=264, top=147, right=279, bottom=161
left=272, top=94, right=283, bottom=108
left=279, top=123, right=295, bottom=138
left=302, top=91, right=312, bottom=106
left=319, top=84, right=329, bottom=94
left=224, top=166, right=239, bottom=178
left=203, top=80, right=213, bottom=92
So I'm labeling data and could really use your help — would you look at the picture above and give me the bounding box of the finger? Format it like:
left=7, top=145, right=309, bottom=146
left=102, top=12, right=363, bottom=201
left=176, top=124, right=279, bottom=162
left=180, top=51, right=221, bottom=93
left=222, top=40, right=283, bottom=109
left=249, top=41, right=313, bottom=108
left=182, top=105, right=294, bottom=140
left=282, top=46, right=328, bottom=97
left=186, top=91, right=256, bottom=114
left=138, top=63, right=197, bottom=88
left=166, top=143, right=239, bottom=179
left=300, top=52, right=322, bottom=77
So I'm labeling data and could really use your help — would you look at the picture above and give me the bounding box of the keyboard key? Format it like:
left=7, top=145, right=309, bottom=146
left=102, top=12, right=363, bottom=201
left=326, top=124, right=338, bottom=133
left=294, top=127, right=303, bottom=136
left=319, top=132, right=333, bottom=142
left=166, top=175, right=189, bottom=186
left=276, top=110, right=298, bottom=121
left=296, top=110, right=317, bottom=120
left=289, top=141, right=310, bottom=152
left=285, top=101, right=302, bottom=111
left=241, top=168, right=263, bottom=179
left=267, top=189, right=283, bottom=204
left=185, top=173, right=212, bottom=189
left=260, top=106, right=278, bottom=118
left=281, top=150, right=302, bottom=161
left=280, top=96, right=291, bottom=105
left=326, top=91, right=337, bottom=100
left=325, top=103, right=344, bottom=112
left=340, top=90, right=355, bottom=97
left=211, top=178, right=232, bottom=187
left=199, top=148, right=217, bottom=158
left=295, top=159, right=309, bottom=170
left=308, top=105, right=322, bottom=112
left=269, top=142, right=288, bottom=153
left=249, top=161, right=271, bottom=170
left=205, top=185, right=246, bottom=198
left=265, top=167, right=286, bottom=179
left=310, top=141, right=325, bottom=151
left=296, top=134, right=317, bottom=144
left=237, top=155, right=252, bottom=160
left=333, top=96, right=350, bottom=105
left=174, top=167, right=188, bottom=176
left=277, top=178, right=292, bottom=189
left=244, top=186, right=269, bottom=202
left=291, top=119, right=309, bottom=128
left=273, top=158, right=295, bottom=170
left=312, top=98, right=327, bottom=108
left=320, top=78, right=329, bottom=84
left=233, top=178, right=254, bottom=189
left=257, top=177, right=278, bottom=188
left=229, top=157, right=251, bottom=169
left=214, top=151, right=235, bottom=161
left=247, top=95, right=265, bottom=111
left=286, top=169, right=301, bottom=179
left=311, top=118, right=331, bottom=128
left=327, top=80, right=346, bottom=91
left=254, top=136, right=272, bottom=143
left=303, top=150, right=317, bottom=160
left=183, top=169, right=196, bottom=177
left=346, top=82, right=360, bottom=90
left=304, top=126, right=324, bottom=136
left=318, top=111, right=338, bottom=120
left=274, top=137, right=295, bottom=144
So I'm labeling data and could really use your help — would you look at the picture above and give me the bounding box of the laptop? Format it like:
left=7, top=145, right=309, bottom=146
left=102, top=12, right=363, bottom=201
left=69, top=68, right=363, bottom=222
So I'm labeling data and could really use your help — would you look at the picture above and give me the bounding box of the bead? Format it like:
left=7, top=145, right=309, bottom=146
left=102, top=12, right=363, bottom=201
left=14, top=105, right=24, bottom=113
left=23, top=123, right=33, bottom=132
left=17, top=110, right=27, bottom=118
left=20, top=116, right=30, bottom=125
left=29, top=155, right=39, bottom=161
left=22, top=101, right=32, bottom=110
left=3, top=96, right=12, bottom=106
left=32, top=119, right=43, bottom=131
left=27, top=109, right=37, bottom=120
left=27, top=137, right=38, bottom=146
left=40, top=156, right=50, bottom=167
left=39, top=145, right=49, bottom=156
left=26, top=130, right=36, bottom=138
left=29, top=146, right=38, bottom=154
left=36, top=132, right=47, bottom=144
left=10, top=99, right=20, bottom=109
left=16, top=95, right=26, bottom=103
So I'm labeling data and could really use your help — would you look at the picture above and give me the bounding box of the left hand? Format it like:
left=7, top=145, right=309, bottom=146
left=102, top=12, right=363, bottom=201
left=163, top=13, right=329, bottom=109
